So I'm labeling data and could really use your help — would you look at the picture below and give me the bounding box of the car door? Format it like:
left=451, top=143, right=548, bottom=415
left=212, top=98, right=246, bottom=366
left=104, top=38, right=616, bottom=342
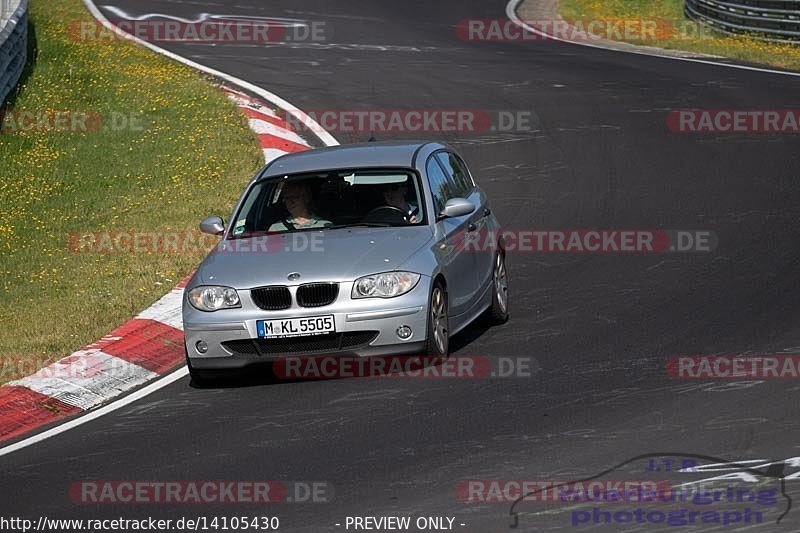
left=426, top=153, right=480, bottom=317
left=436, top=151, right=495, bottom=294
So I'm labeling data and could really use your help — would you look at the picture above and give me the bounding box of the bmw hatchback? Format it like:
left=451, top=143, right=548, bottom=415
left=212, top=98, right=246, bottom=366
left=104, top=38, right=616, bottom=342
left=183, top=141, right=508, bottom=382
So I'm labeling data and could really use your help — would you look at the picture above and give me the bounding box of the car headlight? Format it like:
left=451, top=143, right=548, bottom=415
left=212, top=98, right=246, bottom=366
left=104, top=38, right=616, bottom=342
left=351, top=272, right=421, bottom=299
left=188, top=286, right=241, bottom=311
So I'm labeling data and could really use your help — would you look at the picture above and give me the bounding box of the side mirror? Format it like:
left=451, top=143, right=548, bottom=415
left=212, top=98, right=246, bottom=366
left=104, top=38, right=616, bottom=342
left=199, top=216, right=225, bottom=236
left=438, top=198, right=475, bottom=220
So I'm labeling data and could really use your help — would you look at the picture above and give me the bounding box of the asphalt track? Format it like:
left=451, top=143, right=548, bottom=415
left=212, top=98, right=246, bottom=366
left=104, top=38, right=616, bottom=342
left=3, top=0, right=800, bottom=531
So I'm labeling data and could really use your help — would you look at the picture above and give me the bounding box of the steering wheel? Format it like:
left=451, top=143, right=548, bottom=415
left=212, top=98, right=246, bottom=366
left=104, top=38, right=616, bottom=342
left=364, top=205, right=408, bottom=224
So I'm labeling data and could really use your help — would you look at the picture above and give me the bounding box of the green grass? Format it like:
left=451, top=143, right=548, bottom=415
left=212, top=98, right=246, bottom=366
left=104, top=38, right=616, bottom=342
left=0, top=0, right=263, bottom=383
left=558, top=0, right=800, bottom=72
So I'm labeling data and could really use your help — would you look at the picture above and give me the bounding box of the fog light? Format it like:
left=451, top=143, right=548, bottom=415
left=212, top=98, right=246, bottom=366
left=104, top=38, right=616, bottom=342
left=396, top=325, right=412, bottom=340
left=195, top=340, right=208, bottom=354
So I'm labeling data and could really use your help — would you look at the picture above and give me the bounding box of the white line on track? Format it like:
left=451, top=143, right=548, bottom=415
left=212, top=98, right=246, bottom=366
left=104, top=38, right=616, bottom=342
left=506, top=0, right=800, bottom=78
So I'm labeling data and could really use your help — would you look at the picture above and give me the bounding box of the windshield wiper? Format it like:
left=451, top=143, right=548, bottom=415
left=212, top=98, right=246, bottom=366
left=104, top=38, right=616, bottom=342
left=327, top=222, right=392, bottom=229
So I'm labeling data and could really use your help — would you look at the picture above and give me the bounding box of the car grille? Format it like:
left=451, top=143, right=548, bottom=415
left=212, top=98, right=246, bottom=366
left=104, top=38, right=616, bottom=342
left=296, top=282, right=339, bottom=307
left=222, top=331, right=378, bottom=356
left=251, top=286, right=291, bottom=311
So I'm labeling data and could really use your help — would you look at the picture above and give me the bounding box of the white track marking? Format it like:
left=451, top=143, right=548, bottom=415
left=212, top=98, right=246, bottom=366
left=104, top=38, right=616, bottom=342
left=100, top=5, right=307, bottom=28
left=263, top=148, right=290, bottom=162
left=136, top=286, right=185, bottom=330
left=0, top=367, right=189, bottom=459
left=506, top=0, right=800, bottom=78
left=248, top=119, right=308, bottom=145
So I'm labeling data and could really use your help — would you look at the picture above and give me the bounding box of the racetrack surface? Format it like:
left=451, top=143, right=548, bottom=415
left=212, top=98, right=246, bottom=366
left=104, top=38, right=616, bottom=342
left=3, top=0, right=800, bottom=531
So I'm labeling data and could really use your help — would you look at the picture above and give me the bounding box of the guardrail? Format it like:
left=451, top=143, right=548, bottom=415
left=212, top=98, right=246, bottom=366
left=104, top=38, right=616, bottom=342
left=685, top=0, right=800, bottom=43
left=0, top=0, right=27, bottom=108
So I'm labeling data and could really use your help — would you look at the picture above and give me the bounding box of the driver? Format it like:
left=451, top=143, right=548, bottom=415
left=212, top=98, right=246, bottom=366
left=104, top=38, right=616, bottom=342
left=269, top=181, right=331, bottom=231
left=381, top=180, right=418, bottom=223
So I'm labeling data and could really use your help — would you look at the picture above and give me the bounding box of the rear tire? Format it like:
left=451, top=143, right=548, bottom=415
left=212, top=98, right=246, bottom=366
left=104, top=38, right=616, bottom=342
left=483, top=251, right=509, bottom=325
left=424, top=281, right=449, bottom=360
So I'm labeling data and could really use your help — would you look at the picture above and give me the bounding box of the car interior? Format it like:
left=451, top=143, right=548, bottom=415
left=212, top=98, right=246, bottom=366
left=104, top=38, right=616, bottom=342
left=237, top=171, right=424, bottom=234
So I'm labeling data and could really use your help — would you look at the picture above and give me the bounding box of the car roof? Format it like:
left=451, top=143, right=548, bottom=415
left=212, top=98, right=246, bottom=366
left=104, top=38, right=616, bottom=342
left=260, top=140, right=446, bottom=178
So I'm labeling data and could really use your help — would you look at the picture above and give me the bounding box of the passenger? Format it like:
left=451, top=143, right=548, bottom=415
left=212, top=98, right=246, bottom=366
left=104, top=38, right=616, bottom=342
left=269, top=181, right=332, bottom=231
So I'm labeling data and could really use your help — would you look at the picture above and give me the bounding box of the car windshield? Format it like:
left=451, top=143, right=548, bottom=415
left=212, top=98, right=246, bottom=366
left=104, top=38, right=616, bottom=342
left=228, top=169, right=425, bottom=238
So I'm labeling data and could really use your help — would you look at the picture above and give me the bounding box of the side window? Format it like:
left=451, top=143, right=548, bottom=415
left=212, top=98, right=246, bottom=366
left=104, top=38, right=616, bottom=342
left=436, top=152, right=474, bottom=196
left=426, top=156, right=458, bottom=214
left=454, top=154, right=476, bottom=189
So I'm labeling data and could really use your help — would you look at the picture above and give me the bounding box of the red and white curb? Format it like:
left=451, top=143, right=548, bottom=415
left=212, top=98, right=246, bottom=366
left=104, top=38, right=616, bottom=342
left=0, top=88, right=314, bottom=444
left=221, top=86, right=311, bottom=162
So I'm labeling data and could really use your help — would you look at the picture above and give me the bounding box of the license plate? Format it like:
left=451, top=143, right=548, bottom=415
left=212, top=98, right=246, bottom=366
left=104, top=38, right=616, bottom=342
left=257, top=316, right=335, bottom=338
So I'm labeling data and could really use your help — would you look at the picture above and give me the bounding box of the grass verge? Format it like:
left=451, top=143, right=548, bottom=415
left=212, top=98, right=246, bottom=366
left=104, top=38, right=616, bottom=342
left=0, top=0, right=263, bottom=383
left=558, top=0, right=800, bottom=72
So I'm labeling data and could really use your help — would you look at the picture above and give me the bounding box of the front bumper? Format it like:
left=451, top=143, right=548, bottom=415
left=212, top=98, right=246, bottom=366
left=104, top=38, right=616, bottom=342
left=184, top=277, right=430, bottom=370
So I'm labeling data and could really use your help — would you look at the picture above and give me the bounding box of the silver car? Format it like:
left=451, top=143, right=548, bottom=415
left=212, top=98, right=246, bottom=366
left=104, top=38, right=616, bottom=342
left=183, top=141, right=508, bottom=382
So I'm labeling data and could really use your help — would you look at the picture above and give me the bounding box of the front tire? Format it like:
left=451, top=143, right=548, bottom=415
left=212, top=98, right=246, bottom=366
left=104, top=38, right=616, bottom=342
left=424, top=281, right=449, bottom=359
left=483, top=252, right=509, bottom=325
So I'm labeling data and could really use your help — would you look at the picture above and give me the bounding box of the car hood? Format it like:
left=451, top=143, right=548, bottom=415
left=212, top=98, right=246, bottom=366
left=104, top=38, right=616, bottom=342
left=197, top=226, right=434, bottom=288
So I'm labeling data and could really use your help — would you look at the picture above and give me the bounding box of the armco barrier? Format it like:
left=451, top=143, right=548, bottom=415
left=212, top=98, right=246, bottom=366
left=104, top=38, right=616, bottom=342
left=0, top=0, right=27, bottom=108
left=685, top=0, right=800, bottom=42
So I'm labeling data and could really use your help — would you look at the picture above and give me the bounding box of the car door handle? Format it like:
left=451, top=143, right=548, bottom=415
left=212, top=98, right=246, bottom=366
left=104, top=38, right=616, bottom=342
left=467, top=222, right=477, bottom=232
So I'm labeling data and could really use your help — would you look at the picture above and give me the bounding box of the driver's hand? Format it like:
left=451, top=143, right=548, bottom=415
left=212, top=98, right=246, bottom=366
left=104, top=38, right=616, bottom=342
left=408, top=215, right=418, bottom=223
